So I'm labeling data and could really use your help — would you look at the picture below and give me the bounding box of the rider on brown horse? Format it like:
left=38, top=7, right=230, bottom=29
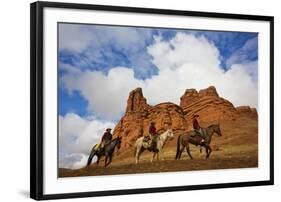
left=192, top=114, right=207, bottom=144
left=99, top=128, right=112, bottom=151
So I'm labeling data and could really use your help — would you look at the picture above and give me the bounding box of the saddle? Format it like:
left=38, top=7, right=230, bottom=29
left=143, top=135, right=151, bottom=142
left=190, top=130, right=200, bottom=137
left=97, top=140, right=112, bottom=152
left=94, top=143, right=100, bottom=150
left=190, top=130, right=206, bottom=146
left=143, top=136, right=159, bottom=152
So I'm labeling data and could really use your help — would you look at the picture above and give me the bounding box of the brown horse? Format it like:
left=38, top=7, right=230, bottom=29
left=86, top=137, right=122, bottom=167
left=175, top=124, right=222, bottom=160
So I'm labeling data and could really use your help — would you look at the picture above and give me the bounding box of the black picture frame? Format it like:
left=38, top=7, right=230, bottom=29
left=30, top=1, right=274, bottom=200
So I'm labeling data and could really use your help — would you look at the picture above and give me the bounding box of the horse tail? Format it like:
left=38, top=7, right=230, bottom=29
left=133, top=144, right=137, bottom=158
left=87, top=152, right=94, bottom=167
left=134, top=137, right=142, bottom=154
left=86, top=144, right=97, bottom=166
left=175, top=134, right=181, bottom=160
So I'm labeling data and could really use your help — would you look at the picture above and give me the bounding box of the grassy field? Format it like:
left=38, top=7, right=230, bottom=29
left=59, top=116, right=258, bottom=177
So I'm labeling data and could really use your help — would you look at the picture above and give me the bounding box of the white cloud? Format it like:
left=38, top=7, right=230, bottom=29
left=59, top=24, right=156, bottom=78
left=59, top=113, right=115, bottom=169
left=59, top=153, right=88, bottom=169
left=59, top=24, right=152, bottom=55
left=61, top=68, right=143, bottom=120
left=145, top=33, right=258, bottom=108
left=61, top=32, right=258, bottom=120
left=242, top=60, right=258, bottom=82
left=147, top=33, right=220, bottom=71
left=59, top=24, right=94, bottom=52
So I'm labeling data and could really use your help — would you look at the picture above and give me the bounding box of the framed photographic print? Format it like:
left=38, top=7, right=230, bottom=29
left=30, top=1, right=274, bottom=200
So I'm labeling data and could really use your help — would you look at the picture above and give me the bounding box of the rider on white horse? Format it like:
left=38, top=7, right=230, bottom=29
left=149, top=122, right=159, bottom=152
left=134, top=128, right=174, bottom=164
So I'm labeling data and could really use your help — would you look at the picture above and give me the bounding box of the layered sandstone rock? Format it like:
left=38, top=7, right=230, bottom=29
left=113, top=86, right=257, bottom=150
left=236, top=106, right=258, bottom=119
left=125, top=87, right=151, bottom=113
left=180, top=86, right=238, bottom=123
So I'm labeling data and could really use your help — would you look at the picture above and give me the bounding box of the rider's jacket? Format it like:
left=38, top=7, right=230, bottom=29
left=192, top=118, right=200, bottom=130
left=101, top=131, right=112, bottom=142
left=149, top=125, right=158, bottom=136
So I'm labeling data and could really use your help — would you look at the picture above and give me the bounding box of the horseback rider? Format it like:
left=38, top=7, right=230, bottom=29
left=149, top=122, right=159, bottom=152
left=192, top=114, right=206, bottom=144
left=99, top=128, right=113, bottom=152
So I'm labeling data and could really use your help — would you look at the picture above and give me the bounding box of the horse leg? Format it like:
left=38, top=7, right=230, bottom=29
left=175, top=135, right=181, bottom=160
left=106, top=154, right=112, bottom=167
left=135, top=146, right=144, bottom=164
left=104, top=155, right=108, bottom=167
left=135, top=152, right=139, bottom=164
left=151, top=153, right=154, bottom=162
left=159, top=148, right=164, bottom=161
left=186, top=145, right=193, bottom=159
left=178, top=145, right=185, bottom=159
left=151, top=152, right=156, bottom=163
left=157, top=142, right=164, bottom=161
left=206, top=145, right=212, bottom=158
left=138, top=147, right=145, bottom=162
left=155, top=143, right=159, bottom=161
left=204, top=146, right=208, bottom=158
left=96, top=154, right=100, bottom=165
left=135, top=146, right=140, bottom=164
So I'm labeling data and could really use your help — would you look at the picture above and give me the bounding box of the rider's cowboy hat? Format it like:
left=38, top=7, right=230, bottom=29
left=193, top=114, right=199, bottom=118
left=106, top=128, right=112, bottom=131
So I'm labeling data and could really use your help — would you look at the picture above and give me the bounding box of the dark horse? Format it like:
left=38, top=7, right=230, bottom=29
left=175, top=124, right=222, bottom=159
left=86, top=137, right=122, bottom=167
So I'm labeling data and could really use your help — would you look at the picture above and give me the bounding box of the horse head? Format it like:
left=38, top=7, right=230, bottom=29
left=213, top=124, right=222, bottom=136
left=116, top=136, right=122, bottom=151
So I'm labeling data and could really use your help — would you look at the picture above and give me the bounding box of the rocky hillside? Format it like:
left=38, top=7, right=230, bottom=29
left=113, top=86, right=257, bottom=150
left=180, top=86, right=257, bottom=123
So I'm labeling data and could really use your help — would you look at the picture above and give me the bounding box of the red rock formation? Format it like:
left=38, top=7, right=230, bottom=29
left=236, top=106, right=258, bottom=119
left=113, top=86, right=257, bottom=150
left=125, top=87, right=150, bottom=113
left=180, top=86, right=238, bottom=123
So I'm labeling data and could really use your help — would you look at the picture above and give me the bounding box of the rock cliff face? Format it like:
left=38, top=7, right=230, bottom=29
left=180, top=86, right=238, bottom=123
left=125, top=88, right=150, bottom=113
left=236, top=106, right=258, bottom=119
left=113, top=86, right=257, bottom=150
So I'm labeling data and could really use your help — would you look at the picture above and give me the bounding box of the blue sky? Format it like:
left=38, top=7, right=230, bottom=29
left=58, top=23, right=258, bottom=169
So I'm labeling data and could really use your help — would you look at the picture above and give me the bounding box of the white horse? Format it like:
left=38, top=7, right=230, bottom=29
left=134, top=129, right=174, bottom=164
